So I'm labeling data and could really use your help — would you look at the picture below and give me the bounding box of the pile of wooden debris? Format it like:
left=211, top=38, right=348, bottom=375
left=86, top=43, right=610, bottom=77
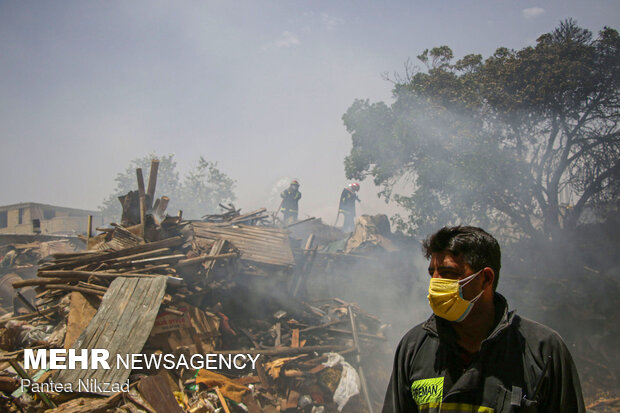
left=0, top=161, right=388, bottom=413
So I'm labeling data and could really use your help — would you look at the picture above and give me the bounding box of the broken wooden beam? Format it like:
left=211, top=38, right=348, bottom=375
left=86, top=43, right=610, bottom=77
left=349, top=305, right=374, bottom=413
left=175, top=252, right=238, bottom=268
left=37, top=270, right=157, bottom=279
left=39, top=236, right=184, bottom=271
left=136, top=168, right=147, bottom=236
left=146, top=159, right=160, bottom=210
left=46, top=285, right=106, bottom=296
left=13, top=277, right=76, bottom=288
left=137, top=371, right=184, bottom=413
left=155, top=196, right=169, bottom=217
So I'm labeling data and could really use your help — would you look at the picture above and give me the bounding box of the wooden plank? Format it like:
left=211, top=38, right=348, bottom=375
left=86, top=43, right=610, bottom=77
left=13, top=277, right=75, bottom=288
left=205, top=239, right=226, bottom=275
left=38, top=270, right=157, bottom=279
left=155, top=196, right=169, bottom=217
left=55, top=276, right=167, bottom=394
left=99, top=248, right=171, bottom=264
left=136, top=168, right=147, bottom=236
left=106, top=254, right=185, bottom=268
left=137, top=371, right=183, bottom=413
left=175, top=252, right=237, bottom=268
left=216, top=386, right=232, bottom=413
left=146, top=159, right=160, bottom=210
left=87, top=215, right=93, bottom=239
left=64, top=292, right=98, bottom=349
left=52, top=251, right=100, bottom=259
left=99, top=277, right=163, bottom=383
left=40, top=237, right=184, bottom=271
left=291, top=234, right=315, bottom=296
left=286, top=389, right=300, bottom=410
left=204, top=237, right=291, bottom=252
left=47, top=285, right=105, bottom=296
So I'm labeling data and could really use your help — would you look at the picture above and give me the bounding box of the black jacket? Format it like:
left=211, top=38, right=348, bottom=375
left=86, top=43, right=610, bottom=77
left=382, top=294, right=584, bottom=412
left=280, top=188, right=301, bottom=212
left=339, top=188, right=358, bottom=214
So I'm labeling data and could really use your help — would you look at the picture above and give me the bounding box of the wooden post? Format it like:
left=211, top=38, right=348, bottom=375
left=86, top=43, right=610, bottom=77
left=136, top=168, right=147, bottom=237
left=292, top=234, right=315, bottom=297
left=87, top=215, right=93, bottom=239
left=146, top=159, right=160, bottom=209
left=156, top=196, right=170, bottom=217
left=348, top=305, right=375, bottom=413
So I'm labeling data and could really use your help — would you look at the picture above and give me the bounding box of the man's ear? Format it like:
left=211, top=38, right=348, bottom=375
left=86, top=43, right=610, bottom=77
left=481, top=267, right=495, bottom=290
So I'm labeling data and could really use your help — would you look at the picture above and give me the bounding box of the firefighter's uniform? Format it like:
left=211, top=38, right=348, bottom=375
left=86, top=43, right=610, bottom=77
left=280, top=187, right=301, bottom=224
left=339, top=187, right=358, bottom=231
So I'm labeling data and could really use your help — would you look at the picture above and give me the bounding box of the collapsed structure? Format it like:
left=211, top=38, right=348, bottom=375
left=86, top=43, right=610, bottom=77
left=1, top=160, right=617, bottom=412
left=0, top=161, right=395, bottom=413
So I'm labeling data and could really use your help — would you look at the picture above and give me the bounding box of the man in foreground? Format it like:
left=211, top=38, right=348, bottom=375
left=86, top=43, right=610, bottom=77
left=383, top=226, right=584, bottom=412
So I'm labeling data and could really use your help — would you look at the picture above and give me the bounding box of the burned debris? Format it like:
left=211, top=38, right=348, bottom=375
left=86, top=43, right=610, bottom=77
left=0, top=161, right=390, bottom=413
left=1, top=159, right=617, bottom=411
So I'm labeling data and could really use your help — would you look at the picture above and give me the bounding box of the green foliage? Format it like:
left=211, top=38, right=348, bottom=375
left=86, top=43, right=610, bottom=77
left=100, top=154, right=236, bottom=222
left=343, top=20, right=620, bottom=240
left=178, top=157, right=237, bottom=219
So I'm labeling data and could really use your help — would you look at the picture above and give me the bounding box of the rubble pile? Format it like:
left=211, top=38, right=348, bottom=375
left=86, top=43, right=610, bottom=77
left=0, top=162, right=389, bottom=413
left=2, top=159, right=614, bottom=411
left=0, top=237, right=82, bottom=316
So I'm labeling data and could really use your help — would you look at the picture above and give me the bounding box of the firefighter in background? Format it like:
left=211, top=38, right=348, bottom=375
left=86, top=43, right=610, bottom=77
left=280, top=179, right=301, bottom=224
left=338, top=182, right=360, bottom=232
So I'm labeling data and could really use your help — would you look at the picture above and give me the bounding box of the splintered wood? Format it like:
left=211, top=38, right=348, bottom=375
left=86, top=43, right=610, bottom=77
left=0, top=175, right=396, bottom=413
left=55, top=276, right=167, bottom=394
left=137, top=372, right=184, bottom=413
left=64, top=292, right=98, bottom=349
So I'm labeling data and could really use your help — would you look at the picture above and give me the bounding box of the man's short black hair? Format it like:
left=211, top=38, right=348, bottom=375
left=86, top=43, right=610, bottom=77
left=422, top=226, right=501, bottom=290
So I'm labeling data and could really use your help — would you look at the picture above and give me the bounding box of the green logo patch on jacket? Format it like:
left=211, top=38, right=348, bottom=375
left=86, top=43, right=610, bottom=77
left=411, top=377, right=444, bottom=406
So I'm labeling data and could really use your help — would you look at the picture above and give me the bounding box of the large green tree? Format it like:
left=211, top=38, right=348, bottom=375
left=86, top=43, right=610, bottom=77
left=101, top=154, right=236, bottom=221
left=343, top=20, right=620, bottom=240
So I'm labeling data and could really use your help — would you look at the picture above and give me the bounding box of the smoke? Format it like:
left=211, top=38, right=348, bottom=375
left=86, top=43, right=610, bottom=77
left=299, top=210, right=619, bottom=403
left=337, top=86, right=620, bottom=400
left=265, top=176, right=294, bottom=211
left=2, top=2, right=618, bottom=403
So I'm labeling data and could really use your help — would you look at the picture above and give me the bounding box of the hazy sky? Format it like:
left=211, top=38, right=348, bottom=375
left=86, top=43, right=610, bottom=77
left=1, top=1, right=618, bottom=221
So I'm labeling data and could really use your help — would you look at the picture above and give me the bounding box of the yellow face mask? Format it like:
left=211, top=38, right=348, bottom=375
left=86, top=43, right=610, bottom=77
left=427, top=270, right=484, bottom=322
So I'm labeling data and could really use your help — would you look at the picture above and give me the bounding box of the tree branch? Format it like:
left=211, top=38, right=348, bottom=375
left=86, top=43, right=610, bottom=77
left=567, top=131, right=620, bottom=164
left=570, top=160, right=620, bottom=226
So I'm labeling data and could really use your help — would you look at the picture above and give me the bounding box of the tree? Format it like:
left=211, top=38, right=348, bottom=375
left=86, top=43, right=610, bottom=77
left=343, top=20, right=620, bottom=240
left=100, top=154, right=236, bottom=221
left=178, top=156, right=237, bottom=219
